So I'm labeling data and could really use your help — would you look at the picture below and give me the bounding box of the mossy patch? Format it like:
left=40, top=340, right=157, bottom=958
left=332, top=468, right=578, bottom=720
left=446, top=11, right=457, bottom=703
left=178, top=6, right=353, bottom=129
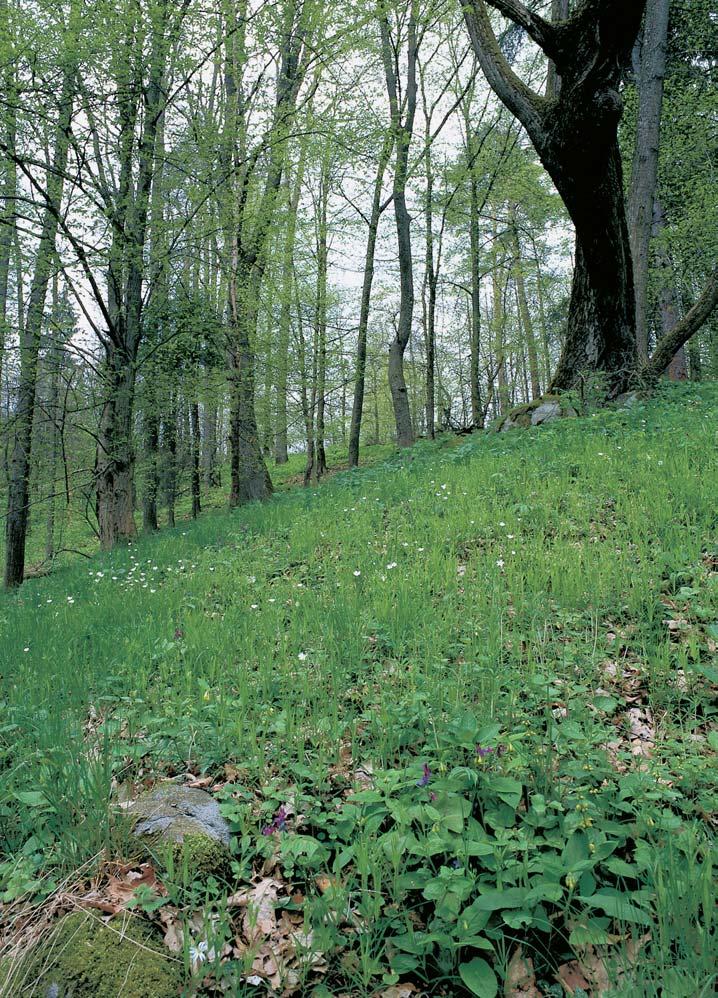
left=12, top=911, right=181, bottom=997
left=166, top=832, right=233, bottom=881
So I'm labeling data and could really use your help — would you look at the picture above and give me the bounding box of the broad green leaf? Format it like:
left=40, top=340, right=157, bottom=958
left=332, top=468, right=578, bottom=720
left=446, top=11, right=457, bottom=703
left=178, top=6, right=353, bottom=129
left=459, top=957, right=498, bottom=997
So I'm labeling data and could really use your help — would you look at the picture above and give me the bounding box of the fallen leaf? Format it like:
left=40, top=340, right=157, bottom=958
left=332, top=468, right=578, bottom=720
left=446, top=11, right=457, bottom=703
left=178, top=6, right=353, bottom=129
left=505, top=946, right=542, bottom=996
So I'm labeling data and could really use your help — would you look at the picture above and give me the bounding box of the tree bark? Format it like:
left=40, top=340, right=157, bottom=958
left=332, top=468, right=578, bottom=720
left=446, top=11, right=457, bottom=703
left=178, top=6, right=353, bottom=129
left=190, top=400, right=201, bottom=517
left=348, top=130, right=393, bottom=467
left=380, top=7, right=418, bottom=447
left=647, top=267, right=718, bottom=379
left=510, top=211, right=541, bottom=398
left=628, top=0, right=670, bottom=361
left=463, top=0, right=645, bottom=396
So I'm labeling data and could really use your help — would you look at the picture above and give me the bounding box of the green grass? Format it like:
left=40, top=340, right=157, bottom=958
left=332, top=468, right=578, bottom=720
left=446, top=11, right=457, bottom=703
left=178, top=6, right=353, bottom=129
left=1, top=384, right=717, bottom=996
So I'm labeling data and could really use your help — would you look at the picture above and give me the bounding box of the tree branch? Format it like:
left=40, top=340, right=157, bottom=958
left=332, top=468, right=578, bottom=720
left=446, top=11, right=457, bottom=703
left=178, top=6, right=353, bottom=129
left=647, top=267, right=718, bottom=379
left=484, top=0, right=558, bottom=58
left=462, top=0, right=546, bottom=142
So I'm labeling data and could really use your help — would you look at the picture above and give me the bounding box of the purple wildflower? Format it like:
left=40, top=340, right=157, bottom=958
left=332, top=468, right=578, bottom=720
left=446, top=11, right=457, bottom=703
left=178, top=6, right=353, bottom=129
left=416, top=763, right=432, bottom=788
left=475, top=745, right=495, bottom=760
left=429, top=791, right=437, bottom=802
left=262, top=804, right=289, bottom=836
left=174, top=628, right=184, bottom=640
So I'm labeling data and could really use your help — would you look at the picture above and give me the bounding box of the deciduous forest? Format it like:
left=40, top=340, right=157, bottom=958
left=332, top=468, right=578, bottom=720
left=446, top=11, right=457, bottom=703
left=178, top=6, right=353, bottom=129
left=0, top=1, right=717, bottom=996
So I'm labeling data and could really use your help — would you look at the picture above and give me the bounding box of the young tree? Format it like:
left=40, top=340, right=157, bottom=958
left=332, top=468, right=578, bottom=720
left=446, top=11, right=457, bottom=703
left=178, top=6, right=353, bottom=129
left=379, top=1, right=419, bottom=446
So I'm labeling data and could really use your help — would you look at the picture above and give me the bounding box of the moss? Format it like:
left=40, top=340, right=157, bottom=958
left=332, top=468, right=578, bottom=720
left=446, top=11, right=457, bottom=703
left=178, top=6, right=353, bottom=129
left=15, top=911, right=181, bottom=998
left=169, top=832, right=232, bottom=881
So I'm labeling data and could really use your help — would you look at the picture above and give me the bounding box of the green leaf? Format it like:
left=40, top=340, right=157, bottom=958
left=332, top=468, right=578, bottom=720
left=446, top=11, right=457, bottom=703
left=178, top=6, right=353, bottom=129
left=472, top=887, right=528, bottom=911
left=459, top=957, right=498, bottom=997
left=578, top=890, right=652, bottom=926
left=14, top=791, right=53, bottom=809
left=484, top=776, right=523, bottom=808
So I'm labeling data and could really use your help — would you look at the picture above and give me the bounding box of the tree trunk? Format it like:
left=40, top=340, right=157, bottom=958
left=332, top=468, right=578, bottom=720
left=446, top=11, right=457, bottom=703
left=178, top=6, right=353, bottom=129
left=348, top=131, right=393, bottom=467
left=464, top=0, right=645, bottom=396
left=142, top=403, right=160, bottom=532
left=191, top=400, right=201, bottom=517
left=4, top=51, right=74, bottom=586
left=628, top=0, right=670, bottom=361
left=510, top=212, right=541, bottom=398
left=380, top=10, right=417, bottom=448
left=96, top=355, right=137, bottom=549
left=647, top=267, right=718, bottom=379
left=275, top=146, right=307, bottom=465
left=315, top=159, right=329, bottom=477
left=468, top=160, right=482, bottom=427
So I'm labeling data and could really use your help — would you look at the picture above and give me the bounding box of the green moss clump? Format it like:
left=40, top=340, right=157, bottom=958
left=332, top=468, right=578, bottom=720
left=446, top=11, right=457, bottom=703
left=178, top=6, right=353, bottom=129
left=16, top=911, right=181, bottom=998
left=169, top=832, right=232, bottom=881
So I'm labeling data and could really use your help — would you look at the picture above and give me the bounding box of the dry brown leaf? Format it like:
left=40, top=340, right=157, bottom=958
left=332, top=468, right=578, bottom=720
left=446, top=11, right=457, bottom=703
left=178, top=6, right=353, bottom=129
left=158, top=906, right=184, bottom=953
left=243, top=878, right=280, bottom=943
left=381, top=985, right=418, bottom=997
left=505, top=946, right=542, bottom=997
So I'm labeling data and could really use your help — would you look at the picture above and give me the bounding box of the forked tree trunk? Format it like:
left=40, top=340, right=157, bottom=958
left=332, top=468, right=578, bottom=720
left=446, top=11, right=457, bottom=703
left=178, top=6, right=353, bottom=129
left=464, top=0, right=646, bottom=396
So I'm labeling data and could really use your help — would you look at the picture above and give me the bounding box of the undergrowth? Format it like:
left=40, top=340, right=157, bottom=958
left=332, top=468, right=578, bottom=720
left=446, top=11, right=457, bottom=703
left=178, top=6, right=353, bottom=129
left=1, top=383, right=717, bottom=996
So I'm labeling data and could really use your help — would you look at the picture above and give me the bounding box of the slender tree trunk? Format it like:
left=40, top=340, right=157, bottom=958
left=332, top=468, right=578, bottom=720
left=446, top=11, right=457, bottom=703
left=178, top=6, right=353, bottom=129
left=380, top=10, right=418, bottom=448
left=202, top=404, right=218, bottom=487
left=190, top=400, right=201, bottom=517
left=45, top=279, right=62, bottom=562
left=96, top=354, right=137, bottom=549
left=348, top=130, right=393, bottom=467
left=315, top=160, right=329, bottom=477
left=5, top=52, right=74, bottom=586
left=468, top=160, right=482, bottom=427
left=275, top=146, right=307, bottom=464
left=142, top=401, right=160, bottom=532
left=510, top=213, right=541, bottom=398
left=628, top=0, right=670, bottom=361
left=0, top=3, right=16, bottom=392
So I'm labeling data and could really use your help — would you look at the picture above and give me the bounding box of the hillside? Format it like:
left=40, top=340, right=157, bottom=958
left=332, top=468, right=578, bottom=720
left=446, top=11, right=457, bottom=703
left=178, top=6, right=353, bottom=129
left=2, top=384, right=717, bottom=996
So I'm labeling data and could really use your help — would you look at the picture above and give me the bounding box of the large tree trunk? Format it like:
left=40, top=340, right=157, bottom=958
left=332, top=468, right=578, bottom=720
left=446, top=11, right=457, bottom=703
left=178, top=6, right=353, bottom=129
left=628, top=0, right=670, bottom=361
left=549, top=145, right=637, bottom=393
left=464, top=0, right=646, bottom=396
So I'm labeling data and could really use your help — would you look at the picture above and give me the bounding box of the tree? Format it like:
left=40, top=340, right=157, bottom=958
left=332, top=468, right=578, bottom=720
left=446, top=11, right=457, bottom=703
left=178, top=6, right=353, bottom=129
left=628, top=0, right=670, bottom=362
left=462, top=0, right=646, bottom=395
left=4, top=2, right=79, bottom=586
left=379, top=1, right=419, bottom=446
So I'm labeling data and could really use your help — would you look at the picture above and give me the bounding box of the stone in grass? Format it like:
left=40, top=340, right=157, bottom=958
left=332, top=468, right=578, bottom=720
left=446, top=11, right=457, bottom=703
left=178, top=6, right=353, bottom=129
left=126, top=783, right=232, bottom=879
left=16, top=910, right=181, bottom=998
left=494, top=395, right=579, bottom=433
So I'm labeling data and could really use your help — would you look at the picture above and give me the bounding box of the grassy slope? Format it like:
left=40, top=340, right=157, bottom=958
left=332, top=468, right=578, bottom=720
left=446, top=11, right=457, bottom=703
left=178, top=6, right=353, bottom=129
left=1, top=384, right=717, bottom=996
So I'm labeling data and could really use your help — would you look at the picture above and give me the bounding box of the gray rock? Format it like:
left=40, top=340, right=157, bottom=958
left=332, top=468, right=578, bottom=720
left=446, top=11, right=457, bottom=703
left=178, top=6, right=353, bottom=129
left=127, top=783, right=231, bottom=845
left=530, top=401, right=562, bottom=426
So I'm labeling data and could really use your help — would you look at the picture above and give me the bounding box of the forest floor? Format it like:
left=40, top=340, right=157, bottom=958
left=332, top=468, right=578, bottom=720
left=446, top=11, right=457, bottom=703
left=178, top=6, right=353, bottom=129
left=1, top=383, right=717, bottom=997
